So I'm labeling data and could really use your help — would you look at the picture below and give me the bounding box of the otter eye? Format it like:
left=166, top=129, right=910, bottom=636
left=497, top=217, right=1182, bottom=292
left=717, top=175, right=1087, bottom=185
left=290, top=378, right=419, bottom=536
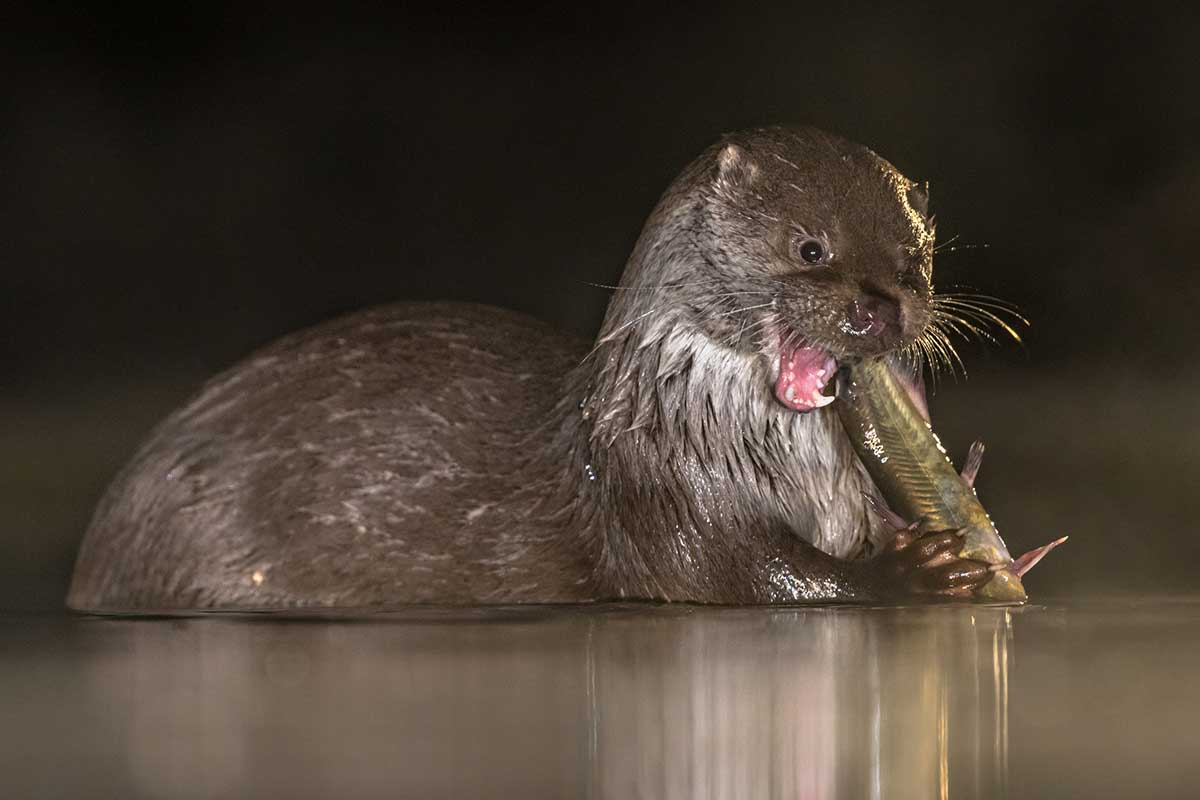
left=794, top=238, right=825, bottom=264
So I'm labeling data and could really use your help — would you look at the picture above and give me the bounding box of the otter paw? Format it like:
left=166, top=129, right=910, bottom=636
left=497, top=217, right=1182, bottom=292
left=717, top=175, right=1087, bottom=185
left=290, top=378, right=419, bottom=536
left=870, top=526, right=993, bottom=601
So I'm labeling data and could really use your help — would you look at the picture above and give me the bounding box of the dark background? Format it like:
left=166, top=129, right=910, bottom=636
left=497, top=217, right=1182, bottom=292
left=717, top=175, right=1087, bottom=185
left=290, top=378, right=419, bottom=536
left=4, top=3, right=1197, bottom=610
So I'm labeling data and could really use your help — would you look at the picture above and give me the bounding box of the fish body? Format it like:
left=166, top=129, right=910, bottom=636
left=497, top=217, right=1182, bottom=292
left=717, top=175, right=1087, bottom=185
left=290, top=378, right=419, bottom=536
left=836, top=358, right=1026, bottom=602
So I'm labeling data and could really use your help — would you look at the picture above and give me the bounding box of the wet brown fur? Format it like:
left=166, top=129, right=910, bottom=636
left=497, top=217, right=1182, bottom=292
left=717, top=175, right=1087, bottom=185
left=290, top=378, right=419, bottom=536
left=69, top=127, right=942, bottom=609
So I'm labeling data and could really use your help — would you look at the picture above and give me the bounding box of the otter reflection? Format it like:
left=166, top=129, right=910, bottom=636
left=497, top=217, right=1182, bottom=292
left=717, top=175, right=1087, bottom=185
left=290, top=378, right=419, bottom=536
left=74, top=607, right=1012, bottom=798
left=587, top=607, right=1012, bottom=799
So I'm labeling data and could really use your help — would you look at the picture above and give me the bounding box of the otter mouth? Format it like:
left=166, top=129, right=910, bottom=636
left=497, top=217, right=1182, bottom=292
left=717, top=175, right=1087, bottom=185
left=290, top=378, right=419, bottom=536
left=774, top=346, right=838, bottom=412
left=772, top=343, right=931, bottom=422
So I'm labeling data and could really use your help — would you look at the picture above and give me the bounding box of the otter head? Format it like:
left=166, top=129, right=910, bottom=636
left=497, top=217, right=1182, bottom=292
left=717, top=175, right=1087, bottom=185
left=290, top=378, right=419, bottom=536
left=685, top=127, right=936, bottom=412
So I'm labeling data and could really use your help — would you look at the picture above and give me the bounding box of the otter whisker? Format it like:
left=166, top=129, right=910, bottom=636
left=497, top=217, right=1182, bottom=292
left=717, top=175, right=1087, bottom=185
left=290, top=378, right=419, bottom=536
left=911, top=323, right=964, bottom=384
left=919, top=337, right=945, bottom=387
left=894, top=342, right=925, bottom=382
left=933, top=299, right=1026, bottom=344
left=934, top=306, right=1028, bottom=336
left=934, top=239, right=990, bottom=255
left=930, top=327, right=966, bottom=377
left=934, top=300, right=1021, bottom=326
left=932, top=311, right=1000, bottom=345
left=735, top=308, right=751, bottom=348
left=713, top=301, right=774, bottom=319
left=579, top=278, right=728, bottom=292
left=738, top=316, right=781, bottom=349
left=936, top=310, right=1010, bottom=344
left=931, top=289, right=1029, bottom=350
left=702, top=290, right=777, bottom=303
left=935, top=295, right=1027, bottom=321
left=933, top=234, right=961, bottom=253
left=936, top=290, right=1026, bottom=315
left=577, top=305, right=669, bottom=366
left=901, top=338, right=935, bottom=389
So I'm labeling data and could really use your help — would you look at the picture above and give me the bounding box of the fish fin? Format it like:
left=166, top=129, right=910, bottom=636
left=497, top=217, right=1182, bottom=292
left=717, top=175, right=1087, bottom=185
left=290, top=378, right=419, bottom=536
left=909, top=369, right=929, bottom=422
left=1010, top=536, right=1069, bottom=577
left=861, top=490, right=912, bottom=531
left=887, top=360, right=930, bottom=422
left=961, top=440, right=985, bottom=488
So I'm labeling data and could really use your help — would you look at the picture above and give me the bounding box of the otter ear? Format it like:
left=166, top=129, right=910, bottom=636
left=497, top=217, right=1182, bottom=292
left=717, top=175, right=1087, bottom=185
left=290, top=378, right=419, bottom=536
left=906, top=181, right=930, bottom=216
left=715, top=143, right=758, bottom=194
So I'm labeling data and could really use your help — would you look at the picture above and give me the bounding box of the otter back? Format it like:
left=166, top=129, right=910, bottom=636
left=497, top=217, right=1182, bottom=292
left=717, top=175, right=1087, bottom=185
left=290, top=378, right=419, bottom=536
left=67, top=302, right=591, bottom=609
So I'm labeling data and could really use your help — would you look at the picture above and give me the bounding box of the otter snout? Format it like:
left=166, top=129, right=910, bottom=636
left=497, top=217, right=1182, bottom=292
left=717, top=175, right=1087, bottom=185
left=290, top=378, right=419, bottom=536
left=843, top=291, right=901, bottom=338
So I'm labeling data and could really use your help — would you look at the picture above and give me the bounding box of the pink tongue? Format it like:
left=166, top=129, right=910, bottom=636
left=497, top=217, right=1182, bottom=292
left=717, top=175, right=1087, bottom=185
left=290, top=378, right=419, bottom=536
left=775, top=347, right=838, bottom=412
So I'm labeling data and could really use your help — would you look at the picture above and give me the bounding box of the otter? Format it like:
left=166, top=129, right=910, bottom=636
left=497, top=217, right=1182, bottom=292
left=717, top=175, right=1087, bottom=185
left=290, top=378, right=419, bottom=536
left=67, top=126, right=992, bottom=610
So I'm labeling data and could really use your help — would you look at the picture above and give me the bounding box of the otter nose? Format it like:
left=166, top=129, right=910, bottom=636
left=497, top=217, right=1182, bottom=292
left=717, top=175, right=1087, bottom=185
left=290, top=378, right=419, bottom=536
left=844, top=292, right=901, bottom=337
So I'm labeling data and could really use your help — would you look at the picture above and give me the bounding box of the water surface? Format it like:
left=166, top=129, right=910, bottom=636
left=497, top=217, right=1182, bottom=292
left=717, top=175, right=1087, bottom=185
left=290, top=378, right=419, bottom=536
left=3, top=598, right=1195, bottom=799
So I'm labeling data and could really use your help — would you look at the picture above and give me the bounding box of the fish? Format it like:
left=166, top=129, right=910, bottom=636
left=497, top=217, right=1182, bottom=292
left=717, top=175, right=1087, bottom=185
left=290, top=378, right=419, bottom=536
left=835, top=357, right=1063, bottom=602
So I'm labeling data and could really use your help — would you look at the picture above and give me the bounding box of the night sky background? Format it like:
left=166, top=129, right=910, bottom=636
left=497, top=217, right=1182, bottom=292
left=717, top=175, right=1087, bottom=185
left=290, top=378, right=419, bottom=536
left=4, top=3, right=1198, bottom=609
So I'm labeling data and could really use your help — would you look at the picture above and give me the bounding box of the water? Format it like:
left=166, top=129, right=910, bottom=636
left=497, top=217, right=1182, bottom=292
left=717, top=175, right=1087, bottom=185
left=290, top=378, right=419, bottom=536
left=3, top=598, right=1196, bottom=799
